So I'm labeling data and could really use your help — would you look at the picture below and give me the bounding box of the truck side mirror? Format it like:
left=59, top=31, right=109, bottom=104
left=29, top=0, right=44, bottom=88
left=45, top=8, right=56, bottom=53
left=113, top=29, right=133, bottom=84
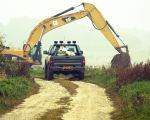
left=43, top=50, right=48, bottom=54
left=80, top=51, right=83, bottom=55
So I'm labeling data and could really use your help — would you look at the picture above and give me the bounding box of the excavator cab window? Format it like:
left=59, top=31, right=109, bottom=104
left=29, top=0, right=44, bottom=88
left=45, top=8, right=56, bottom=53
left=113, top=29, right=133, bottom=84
left=29, top=46, right=37, bottom=56
left=28, top=42, right=42, bottom=63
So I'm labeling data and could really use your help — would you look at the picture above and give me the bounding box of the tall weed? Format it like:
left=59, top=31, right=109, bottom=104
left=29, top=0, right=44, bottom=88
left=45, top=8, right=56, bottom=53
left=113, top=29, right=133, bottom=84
left=116, top=61, right=150, bottom=86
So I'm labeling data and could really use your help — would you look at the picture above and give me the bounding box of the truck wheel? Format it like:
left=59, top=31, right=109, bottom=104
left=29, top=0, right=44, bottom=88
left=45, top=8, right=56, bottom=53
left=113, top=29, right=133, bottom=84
left=44, top=66, right=47, bottom=79
left=78, top=72, right=84, bottom=80
left=47, top=68, right=53, bottom=80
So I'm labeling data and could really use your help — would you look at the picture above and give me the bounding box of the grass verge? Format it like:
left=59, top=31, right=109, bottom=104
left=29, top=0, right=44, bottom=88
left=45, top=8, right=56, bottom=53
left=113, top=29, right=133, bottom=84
left=0, top=76, right=39, bottom=116
left=30, top=67, right=44, bottom=79
left=84, top=66, right=150, bottom=120
left=113, top=81, right=150, bottom=120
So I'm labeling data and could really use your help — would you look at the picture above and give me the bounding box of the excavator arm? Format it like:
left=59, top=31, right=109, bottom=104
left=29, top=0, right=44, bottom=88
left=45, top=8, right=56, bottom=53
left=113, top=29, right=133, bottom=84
left=24, top=2, right=127, bottom=55
left=83, top=3, right=128, bottom=53
left=1, top=2, right=129, bottom=65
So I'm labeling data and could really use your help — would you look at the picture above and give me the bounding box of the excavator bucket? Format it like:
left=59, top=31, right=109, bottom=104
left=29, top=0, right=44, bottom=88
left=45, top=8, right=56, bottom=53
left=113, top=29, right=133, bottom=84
left=111, top=45, right=131, bottom=68
left=111, top=52, right=131, bottom=68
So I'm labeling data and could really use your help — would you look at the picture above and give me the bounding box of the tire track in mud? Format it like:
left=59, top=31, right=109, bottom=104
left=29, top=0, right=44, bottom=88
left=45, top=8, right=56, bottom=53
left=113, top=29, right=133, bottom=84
left=0, top=78, right=70, bottom=120
left=62, top=81, right=114, bottom=120
left=0, top=78, right=114, bottom=120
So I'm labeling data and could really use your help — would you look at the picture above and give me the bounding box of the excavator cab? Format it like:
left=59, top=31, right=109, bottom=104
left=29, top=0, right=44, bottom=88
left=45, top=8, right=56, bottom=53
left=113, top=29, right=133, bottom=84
left=28, top=41, right=42, bottom=64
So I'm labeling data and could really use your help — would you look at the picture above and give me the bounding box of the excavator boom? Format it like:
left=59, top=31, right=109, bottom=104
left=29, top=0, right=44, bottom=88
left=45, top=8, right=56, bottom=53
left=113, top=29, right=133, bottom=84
left=24, top=3, right=126, bottom=55
left=23, top=10, right=88, bottom=54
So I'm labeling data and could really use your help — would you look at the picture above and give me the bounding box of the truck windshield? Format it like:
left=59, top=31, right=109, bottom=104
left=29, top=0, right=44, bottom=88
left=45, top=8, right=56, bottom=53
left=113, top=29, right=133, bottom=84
left=51, top=44, right=79, bottom=56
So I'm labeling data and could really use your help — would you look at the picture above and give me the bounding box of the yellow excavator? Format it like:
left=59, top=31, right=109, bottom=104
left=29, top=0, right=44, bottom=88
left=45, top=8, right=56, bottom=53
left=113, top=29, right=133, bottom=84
left=0, top=2, right=130, bottom=67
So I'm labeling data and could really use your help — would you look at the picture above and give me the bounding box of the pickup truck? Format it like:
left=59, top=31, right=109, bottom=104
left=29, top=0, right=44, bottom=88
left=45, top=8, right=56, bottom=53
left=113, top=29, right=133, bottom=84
left=43, top=41, right=85, bottom=80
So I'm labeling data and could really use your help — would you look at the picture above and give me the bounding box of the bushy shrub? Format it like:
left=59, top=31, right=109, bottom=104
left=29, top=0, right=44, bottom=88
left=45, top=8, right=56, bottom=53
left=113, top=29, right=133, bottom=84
left=116, top=61, right=150, bottom=86
left=0, top=35, right=30, bottom=76
left=5, top=62, right=30, bottom=77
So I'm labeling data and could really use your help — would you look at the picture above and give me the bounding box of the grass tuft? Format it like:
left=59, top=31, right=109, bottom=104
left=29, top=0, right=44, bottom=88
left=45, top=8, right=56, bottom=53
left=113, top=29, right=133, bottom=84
left=55, top=79, right=78, bottom=95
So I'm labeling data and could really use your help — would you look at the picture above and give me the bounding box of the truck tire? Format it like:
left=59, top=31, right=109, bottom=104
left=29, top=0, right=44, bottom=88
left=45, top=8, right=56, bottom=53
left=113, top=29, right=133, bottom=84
left=78, top=72, right=84, bottom=80
left=47, top=67, right=53, bottom=80
left=44, top=65, right=47, bottom=79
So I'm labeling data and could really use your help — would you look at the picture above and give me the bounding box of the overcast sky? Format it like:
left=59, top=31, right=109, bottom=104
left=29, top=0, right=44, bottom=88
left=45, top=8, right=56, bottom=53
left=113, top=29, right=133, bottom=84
left=1, top=0, right=150, bottom=31
left=0, top=0, right=150, bottom=65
